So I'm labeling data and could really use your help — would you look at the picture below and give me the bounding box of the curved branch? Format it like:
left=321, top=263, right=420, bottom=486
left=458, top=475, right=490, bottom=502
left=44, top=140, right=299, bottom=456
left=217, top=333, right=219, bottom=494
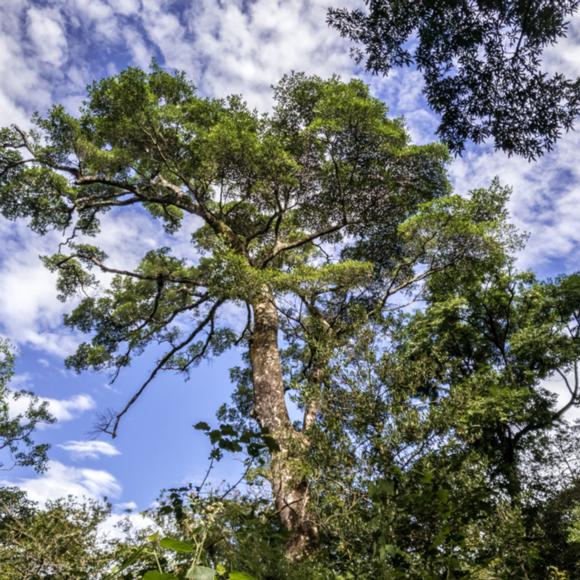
left=514, top=360, right=580, bottom=446
left=101, top=299, right=224, bottom=438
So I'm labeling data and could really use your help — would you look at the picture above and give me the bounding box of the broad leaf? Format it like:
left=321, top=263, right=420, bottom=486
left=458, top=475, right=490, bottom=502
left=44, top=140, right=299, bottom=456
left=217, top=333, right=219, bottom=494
left=186, top=565, right=216, bottom=580
left=142, top=572, right=179, bottom=580
left=159, top=537, right=194, bottom=553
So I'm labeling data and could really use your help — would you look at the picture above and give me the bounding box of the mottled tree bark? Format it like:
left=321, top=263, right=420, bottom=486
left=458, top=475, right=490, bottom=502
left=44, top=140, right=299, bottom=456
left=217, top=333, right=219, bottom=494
left=249, top=289, right=317, bottom=560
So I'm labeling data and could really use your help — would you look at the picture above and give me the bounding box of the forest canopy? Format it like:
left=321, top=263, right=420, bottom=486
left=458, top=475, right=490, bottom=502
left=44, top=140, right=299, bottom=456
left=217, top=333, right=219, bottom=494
left=0, top=66, right=579, bottom=578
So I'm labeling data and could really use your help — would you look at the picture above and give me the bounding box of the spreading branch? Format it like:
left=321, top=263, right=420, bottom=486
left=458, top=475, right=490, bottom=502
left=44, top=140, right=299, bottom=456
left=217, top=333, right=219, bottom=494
left=100, top=300, right=224, bottom=438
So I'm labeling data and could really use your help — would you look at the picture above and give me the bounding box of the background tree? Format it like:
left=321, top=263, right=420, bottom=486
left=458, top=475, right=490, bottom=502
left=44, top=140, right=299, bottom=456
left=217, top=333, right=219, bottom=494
left=0, top=488, right=113, bottom=579
left=0, top=339, right=53, bottom=472
left=355, top=261, right=580, bottom=577
left=328, top=0, right=580, bottom=159
left=0, top=67, right=508, bottom=559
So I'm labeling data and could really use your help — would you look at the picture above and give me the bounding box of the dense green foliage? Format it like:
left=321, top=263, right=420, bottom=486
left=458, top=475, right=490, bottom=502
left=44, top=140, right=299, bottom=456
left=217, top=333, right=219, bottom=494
left=328, top=0, right=580, bottom=158
left=0, top=488, right=112, bottom=579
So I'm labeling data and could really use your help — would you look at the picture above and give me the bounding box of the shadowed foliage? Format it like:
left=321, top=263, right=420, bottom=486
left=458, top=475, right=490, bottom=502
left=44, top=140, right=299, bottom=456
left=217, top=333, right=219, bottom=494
left=328, top=0, right=580, bottom=158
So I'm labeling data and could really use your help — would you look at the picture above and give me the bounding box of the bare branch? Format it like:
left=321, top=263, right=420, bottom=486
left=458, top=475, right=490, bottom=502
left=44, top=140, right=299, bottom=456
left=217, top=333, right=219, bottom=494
left=235, top=302, right=253, bottom=346
left=555, top=367, right=574, bottom=396
left=102, top=299, right=224, bottom=438
left=514, top=359, right=580, bottom=446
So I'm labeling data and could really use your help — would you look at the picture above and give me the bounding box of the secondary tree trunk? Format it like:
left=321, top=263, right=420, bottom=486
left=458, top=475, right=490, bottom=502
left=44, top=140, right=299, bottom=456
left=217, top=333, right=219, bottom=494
left=249, top=289, right=317, bottom=560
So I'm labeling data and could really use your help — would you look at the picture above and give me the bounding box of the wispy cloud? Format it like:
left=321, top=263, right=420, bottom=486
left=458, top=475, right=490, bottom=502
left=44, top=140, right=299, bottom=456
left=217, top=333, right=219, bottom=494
left=8, top=381, right=95, bottom=424
left=0, top=209, right=164, bottom=356
left=448, top=128, right=580, bottom=276
left=26, top=7, right=69, bottom=67
left=59, top=440, right=121, bottom=460
left=7, top=460, right=121, bottom=504
left=44, top=393, right=96, bottom=422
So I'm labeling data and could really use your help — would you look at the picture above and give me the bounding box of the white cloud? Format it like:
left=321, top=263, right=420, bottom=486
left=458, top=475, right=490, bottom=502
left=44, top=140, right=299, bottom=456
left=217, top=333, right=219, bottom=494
left=0, top=26, right=51, bottom=122
left=0, top=219, right=78, bottom=356
left=27, top=7, right=69, bottom=67
left=543, top=12, right=580, bottom=78
left=108, top=0, right=142, bottom=17
left=122, top=25, right=155, bottom=69
left=8, top=387, right=95, bottom=424
left=136, top=0, right=356, bottom=109
left=0, top=210, right=165, bottom=357
left=10, top=460, right=121, bottom=504
left=98, top=510, right=156, bottom=540
left=59, top=440, right=121, bottom=460
left=366, top=68, right=439, bottom=144
left=45, top=394, right=96, bottom=422
left=0, top=86, right=30, bottom=127
left=449, top=128, right=580, bottom=275
left=65, top=0, right=119, bottom=41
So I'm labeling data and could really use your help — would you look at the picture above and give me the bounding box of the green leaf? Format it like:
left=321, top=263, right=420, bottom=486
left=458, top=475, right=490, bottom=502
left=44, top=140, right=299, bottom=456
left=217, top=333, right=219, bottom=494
left=262, top=434, right=280, bottom=452
left=229, top=572, right=257, bottom=580
left=143, top=572, right=179, bottom=580
left=159, top=537, right=195, bottom=553
left=186, top=565, right=216, bottom=580
left=193, top=421, right=211, bottom=431
left=209, top=429, right=222, bottom=444
left=218, top=438, right=243, bottom=452
left=112, top=546, right=145, bottom=573
left=219, top=423, right=236, bottom=436
left=378, top=544, right=401, bottom=560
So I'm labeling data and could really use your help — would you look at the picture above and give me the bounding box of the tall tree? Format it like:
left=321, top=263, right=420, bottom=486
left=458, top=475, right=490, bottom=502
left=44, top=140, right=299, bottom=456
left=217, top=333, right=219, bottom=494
left=328, top=0, right=580, bottom=159
left=0, top=67, right=508, bottom=558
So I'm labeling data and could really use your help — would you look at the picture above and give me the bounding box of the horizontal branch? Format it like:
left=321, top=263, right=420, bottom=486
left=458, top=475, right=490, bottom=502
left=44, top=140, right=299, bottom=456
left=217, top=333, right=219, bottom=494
left=77, top=254, right=207, bottom=287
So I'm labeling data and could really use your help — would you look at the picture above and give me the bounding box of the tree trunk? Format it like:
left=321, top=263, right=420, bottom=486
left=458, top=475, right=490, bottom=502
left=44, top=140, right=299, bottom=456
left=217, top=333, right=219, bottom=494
left=249, top=289, right=317, bottom=560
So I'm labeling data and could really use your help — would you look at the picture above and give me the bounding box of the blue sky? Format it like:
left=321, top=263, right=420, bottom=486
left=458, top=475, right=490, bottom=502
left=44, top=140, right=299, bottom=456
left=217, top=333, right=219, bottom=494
left=1, top=0, right=580, bottom=530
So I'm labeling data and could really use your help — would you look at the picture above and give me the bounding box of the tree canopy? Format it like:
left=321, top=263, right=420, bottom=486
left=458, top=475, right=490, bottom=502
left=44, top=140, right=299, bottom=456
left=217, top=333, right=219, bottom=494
left=0, top=65, right=512, bottom=557
left=328, top=0, right=580, bottom=158
left=0, top=488, right=112, bottom=579
left=1, top=67, right=580, bottom=576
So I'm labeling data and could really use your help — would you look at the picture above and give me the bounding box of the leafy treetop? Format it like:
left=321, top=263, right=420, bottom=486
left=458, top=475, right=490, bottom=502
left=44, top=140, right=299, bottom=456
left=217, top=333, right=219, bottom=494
left=328, top=0, right=580, bottom=159
left=0, top=67, right=507, bottom=440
